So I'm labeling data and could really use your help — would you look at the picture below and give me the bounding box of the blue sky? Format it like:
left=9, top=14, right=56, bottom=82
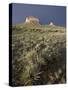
left=12, top=3, right=66, bottom=26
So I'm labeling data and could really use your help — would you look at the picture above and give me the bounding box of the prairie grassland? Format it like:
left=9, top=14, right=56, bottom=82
left=11, top=24, right=66, bottom=86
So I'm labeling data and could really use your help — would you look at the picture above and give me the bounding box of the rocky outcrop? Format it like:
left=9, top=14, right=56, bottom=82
left=25, top=16, right=39, bottom=24
left=49, top=22, right=55, bottom=26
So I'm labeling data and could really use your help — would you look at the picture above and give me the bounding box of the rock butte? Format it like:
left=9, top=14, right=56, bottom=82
left=25, top=16, right=55, bottom=26
left=25, top=16, right=39, bottom=24
left=49, top=22, right=55, bottom=26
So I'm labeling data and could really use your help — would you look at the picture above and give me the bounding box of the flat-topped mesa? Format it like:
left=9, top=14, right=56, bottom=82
left=25, top=16, right=40, bottom=24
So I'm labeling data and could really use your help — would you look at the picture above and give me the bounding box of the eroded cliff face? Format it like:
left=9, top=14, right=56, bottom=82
left=25, top=16, right=39, bottom=23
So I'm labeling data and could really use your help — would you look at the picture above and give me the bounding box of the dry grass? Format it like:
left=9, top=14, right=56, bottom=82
left=11, top=24, right=66, bottom=86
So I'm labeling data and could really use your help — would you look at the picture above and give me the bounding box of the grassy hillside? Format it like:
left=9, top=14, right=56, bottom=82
left=11, top=23, right=66, bottom=86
